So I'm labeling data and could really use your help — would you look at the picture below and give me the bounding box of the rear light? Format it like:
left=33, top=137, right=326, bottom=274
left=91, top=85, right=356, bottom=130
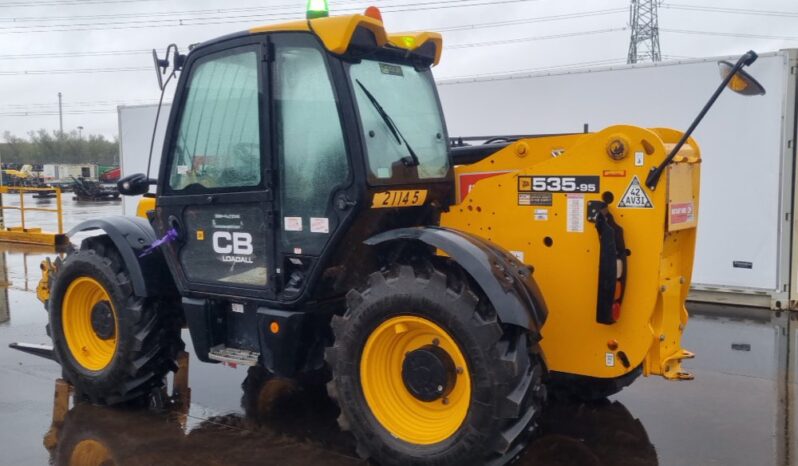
left=364, top=6, right=383, bottom=22
left=612, top=302, right=622, bottom=321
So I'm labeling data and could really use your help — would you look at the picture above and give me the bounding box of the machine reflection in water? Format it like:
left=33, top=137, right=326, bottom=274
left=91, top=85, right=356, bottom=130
left=43, top=362, right=658, bottom=466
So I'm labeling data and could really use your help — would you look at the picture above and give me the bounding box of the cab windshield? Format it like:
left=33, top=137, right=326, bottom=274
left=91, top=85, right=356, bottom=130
left=348, top=59, right=449, bottom=183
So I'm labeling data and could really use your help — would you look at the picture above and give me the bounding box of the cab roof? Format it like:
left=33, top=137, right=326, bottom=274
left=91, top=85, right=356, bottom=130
left=197, top=13, right=442, bottom=66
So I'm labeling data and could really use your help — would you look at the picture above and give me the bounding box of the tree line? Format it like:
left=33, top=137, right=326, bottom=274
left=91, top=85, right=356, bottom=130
left=0, top=130, right=119, bottom=166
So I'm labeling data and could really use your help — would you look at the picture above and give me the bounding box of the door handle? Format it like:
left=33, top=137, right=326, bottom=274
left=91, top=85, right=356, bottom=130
left=168, top=215, right=185, bottom=241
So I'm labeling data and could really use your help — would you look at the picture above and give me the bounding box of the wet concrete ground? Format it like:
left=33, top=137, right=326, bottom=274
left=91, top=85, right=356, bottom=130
left=0, top=195, right=795, bottom=465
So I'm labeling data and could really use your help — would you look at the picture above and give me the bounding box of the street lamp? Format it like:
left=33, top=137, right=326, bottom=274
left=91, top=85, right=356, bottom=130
left=77, top=126, right=84, bottom=139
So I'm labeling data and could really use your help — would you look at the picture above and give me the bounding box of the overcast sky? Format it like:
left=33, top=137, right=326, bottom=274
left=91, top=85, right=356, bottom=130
left=0, top=0, right=796, bottom=140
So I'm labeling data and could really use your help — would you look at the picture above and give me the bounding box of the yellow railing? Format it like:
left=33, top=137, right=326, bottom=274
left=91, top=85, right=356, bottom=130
left=0, top=186, right=66, bottom=246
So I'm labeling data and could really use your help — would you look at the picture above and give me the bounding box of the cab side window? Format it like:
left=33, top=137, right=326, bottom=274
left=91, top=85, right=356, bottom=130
left=168, top=48, right=262, bottom=191
left=275, top=37, right=349, bottom=255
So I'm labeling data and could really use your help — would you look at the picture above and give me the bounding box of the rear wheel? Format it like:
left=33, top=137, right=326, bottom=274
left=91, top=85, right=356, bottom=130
left=326, top=263, right=545, bottom=465
left=48, top=237, right=183, bottom=404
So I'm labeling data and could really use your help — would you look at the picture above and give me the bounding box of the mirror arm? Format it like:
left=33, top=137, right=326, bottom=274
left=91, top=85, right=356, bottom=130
left=645, top=50, right=758, bottom=191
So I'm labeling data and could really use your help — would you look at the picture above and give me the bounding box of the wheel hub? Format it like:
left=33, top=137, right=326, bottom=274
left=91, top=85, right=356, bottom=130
left=90, top=301, right=115, bottom=340
left=402, top=344, right=456, bottom=402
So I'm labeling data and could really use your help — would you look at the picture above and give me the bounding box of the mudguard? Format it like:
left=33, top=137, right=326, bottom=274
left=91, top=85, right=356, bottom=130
left=365, top=226, right=547, bottom=332
left=68, top=216, right=175, bottom=297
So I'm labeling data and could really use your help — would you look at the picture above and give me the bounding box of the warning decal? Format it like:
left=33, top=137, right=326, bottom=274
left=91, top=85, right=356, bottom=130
left=566, top=194, right=585, bottom=233
left=618, top=176, right=653, bottom=209
left=670, top=202, right=694, bottom=225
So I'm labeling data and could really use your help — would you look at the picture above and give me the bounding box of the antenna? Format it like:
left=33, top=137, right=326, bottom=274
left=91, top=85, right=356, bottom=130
left=627, top=0, right=662, bottom=64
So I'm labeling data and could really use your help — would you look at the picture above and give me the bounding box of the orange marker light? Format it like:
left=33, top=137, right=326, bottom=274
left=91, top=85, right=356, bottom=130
left=607, top=339, right=619, bottom=351
left=270, top=321, right=280, bottom=334
left=364, top=6, right=383, bottom=22
left=614, top=281, right=623, bottom=300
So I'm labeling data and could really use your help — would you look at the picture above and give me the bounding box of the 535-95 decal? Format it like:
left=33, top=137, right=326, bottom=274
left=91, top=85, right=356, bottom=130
left=518, top=176, right=600, bottom=193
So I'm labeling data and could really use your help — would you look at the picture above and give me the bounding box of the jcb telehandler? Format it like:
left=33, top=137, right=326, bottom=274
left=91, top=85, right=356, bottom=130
left=28, top=3, right=764, bottom=465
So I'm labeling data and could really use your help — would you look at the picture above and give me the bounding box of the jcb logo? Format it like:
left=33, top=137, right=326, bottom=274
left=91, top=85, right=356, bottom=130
left=212, top=231, right=253, bottom=255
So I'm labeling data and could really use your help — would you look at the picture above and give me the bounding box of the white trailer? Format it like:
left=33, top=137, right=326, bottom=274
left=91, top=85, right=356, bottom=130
left=117, top=103, right=171, bottom=216
left=438, top=50, right=798, bottom=310
left=42, top=163, right=97, bottom=180
left=119, top=50, right=798, bottom=309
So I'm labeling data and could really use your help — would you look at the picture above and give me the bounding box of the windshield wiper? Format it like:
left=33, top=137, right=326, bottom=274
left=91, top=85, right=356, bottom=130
left=355, top=79, right=420, bottom=167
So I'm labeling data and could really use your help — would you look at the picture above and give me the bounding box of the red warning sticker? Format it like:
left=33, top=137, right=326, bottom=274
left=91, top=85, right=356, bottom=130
left=458, top=171, right=511, bottom=202
left=670, top=202, right=695, bottom=224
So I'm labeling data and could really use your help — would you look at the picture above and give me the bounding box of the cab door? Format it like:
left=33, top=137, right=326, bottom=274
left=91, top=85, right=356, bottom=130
left=270, top=33, right=355, bottom=298
left=157, top=37, right=275, bottom=299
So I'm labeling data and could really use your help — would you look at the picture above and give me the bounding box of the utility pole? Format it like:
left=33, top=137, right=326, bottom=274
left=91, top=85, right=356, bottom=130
left=627, top=0, right=662, bottom=64
left=57, top=92, right=64, bottom=136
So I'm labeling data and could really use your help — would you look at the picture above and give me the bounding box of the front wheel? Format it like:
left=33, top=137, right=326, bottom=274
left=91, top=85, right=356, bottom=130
left=326, top=263, right=545, bottom=465
left=48, top=237, right=183, bottom=404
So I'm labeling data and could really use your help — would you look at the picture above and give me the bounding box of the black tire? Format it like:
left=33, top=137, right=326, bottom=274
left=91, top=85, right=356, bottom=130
left=547, top=365, right=642, bottom=402
left=325, top=263, right=546, bottom=466
left=48, top=236, right=184, bottom=405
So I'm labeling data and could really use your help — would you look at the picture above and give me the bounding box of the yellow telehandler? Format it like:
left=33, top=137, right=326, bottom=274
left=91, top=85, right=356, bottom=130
left=23, top=3, right=764, bottom=465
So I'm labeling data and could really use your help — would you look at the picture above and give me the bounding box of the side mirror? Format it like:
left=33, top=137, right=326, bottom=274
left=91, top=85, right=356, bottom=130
left=646, top=50, right=766, bottom=190
left=118, top=173, right=156, bottom=196
left=152, top=44, right=185, bottom=90
left=718, top=60, right=766, bottom=96
left=152, top=49, right=169, bottom=91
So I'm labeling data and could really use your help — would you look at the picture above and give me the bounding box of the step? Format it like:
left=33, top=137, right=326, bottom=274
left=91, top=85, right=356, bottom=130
left=207, top=345, right=260, bottom=366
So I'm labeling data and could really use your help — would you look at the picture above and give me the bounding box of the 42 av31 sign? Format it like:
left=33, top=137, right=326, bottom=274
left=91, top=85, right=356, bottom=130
left=618, top=176, right=653, bottom=208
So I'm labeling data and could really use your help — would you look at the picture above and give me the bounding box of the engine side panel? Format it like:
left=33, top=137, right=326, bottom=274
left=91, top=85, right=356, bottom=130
left=441, top=125, right=700, bottom=380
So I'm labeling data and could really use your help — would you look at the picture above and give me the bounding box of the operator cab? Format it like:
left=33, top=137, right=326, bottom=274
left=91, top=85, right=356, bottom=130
left=150, top=10, right=451, bottom=307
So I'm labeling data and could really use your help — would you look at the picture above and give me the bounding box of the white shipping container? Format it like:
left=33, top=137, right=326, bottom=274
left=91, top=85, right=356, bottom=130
left=117, top=104, right=171, bottom=216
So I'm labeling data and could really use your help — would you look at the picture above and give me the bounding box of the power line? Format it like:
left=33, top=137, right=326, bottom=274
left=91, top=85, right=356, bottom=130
left=0, top=0, right=541, bottom=33
left=448, top=28, right=625, bottom=50
left=0, top=66, right=150, bottom=75
left=0, top=3, right=303, bottom=22
left=0, top=49, right=150, bottom=60
left=661, top=3, right=798, bottom=18
left=444, top=57, right=629, bottom=80
left=0, top=0, right=162, bottom=7
left=0, top=109, right=120, bottom=116
left=0, top=0, right=373, bottom=22
left=0, top=98, right=159, bottom=109
left=0, top=0, right=380, bottom=7
left=661, top=54, right=695, bottom=60
left=0, top=28, right=621, bottom=74
left=662, top=28, right=798, bottom=42
left=2, top=4, right=619, bottom=26
left=436, top=8, right=626, bottom=32
left=0, top=9, right=625, bottom=60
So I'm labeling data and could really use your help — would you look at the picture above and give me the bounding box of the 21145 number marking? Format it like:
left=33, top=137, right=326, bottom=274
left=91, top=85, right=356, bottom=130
left=371, top=190, right=428, bottom=209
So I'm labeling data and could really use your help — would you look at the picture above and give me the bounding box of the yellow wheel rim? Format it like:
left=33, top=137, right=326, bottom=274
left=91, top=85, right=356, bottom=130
left=69, top=439, right=113, bottom=466
left=360, top=316, right=471, bottom=445
left=62, top=277, right=118, bottom=371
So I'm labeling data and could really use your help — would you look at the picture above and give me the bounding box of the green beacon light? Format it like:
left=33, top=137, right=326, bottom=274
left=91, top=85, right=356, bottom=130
left=306, top=0, right=329, bottom=19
